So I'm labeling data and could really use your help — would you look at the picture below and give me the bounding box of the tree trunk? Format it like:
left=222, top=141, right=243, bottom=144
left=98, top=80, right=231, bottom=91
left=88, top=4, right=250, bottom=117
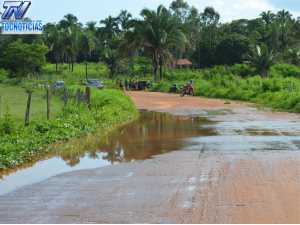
left=68, top=57, right=71, bottom=72
left=159, top=56, right=163, bottom=81
left=153, top=66, right=158, bottom=82
left=85, top=86, right=91, bottom=110
left=153, top=53, right=158, bottom=82
left=159, top=66, right=163, bottom=81
left=261, top=68, right=268, bottom=77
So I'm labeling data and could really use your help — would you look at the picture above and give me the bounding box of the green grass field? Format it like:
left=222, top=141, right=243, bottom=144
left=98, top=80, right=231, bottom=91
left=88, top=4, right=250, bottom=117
left=0, top=84, right=64, bottom=124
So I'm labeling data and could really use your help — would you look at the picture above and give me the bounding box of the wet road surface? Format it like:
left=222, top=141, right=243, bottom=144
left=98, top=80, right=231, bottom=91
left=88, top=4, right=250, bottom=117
left=0, top=92, right=299, bottom=223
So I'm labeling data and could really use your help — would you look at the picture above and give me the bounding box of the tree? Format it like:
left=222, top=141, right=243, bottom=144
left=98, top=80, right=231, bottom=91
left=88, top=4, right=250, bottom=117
left=100, top=16, right=120, bottom=40
left=170, top=0, right=189, bottom=23
left=276, top=10, right=294, bottom=51
left=43, top=23, right=64, bottom=72
left=126, top=5, right=187, bottom=80
left=246, top=45, right=275, bottom=76
left=260, top=11, right=276, bottom=25
left=1, top=40, right=48, bottom=77
left=286, top=48, right=300, bottom=65
left=81, top=29, right=97, bottom=79
left=102, top=38, right=122, bottom=78
left=216, top=34, right=250, bottom=65
left=59, top=14, right=82, bottom=72
left=194, top=7, right=220, bottom=67
left=118, top=10, right=132, bottom=32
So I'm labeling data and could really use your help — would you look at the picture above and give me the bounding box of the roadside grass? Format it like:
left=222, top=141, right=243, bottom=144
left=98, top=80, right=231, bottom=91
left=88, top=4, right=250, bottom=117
left=41, top=63, right=109, bottom=84
left=0, top=84, right=64, bottom=124
left=0, top=88, right=138, bottom=169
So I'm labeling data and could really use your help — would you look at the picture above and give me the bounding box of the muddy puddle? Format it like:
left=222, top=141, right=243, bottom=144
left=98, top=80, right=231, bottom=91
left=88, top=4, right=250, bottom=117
left=0, top=111, right=216, bottom=195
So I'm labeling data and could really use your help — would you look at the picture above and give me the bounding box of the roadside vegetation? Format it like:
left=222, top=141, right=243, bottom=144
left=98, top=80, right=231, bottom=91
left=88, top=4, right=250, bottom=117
left=152, top=63, right=300, bottom=112
left=0, top=88, right=138, bottom=169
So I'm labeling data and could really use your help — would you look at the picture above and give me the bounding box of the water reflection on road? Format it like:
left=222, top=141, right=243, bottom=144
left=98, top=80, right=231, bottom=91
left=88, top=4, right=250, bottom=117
left=0, top=111, right=216, bottom=195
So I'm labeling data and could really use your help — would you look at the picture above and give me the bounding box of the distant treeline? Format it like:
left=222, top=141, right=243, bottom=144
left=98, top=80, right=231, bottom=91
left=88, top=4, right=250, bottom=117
left=1, top=0, right=300, bottom=79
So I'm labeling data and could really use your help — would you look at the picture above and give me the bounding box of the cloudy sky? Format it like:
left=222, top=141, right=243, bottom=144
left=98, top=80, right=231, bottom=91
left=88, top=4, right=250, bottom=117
left=8, top=0, right=300, bottom=23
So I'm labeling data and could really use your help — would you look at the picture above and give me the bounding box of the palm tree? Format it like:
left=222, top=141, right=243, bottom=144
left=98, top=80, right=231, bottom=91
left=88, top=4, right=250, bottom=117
left=100, top=16, right=120, bottom=40
left=43, top=23, right=64, bottom=72
left=81, top=29, right=97, bottom=80
left=260, top=11, right=275, bottom=25
left=276, top=10, right=294, bottom=51
left=59, top=14, right=81, bottom=72
left=86, top=21, right=97, bottom=33
left=118, top=10, right=132, bottom=32
left=125, top=5, right=187, bottom=81
left=287, top=48, right=300, bottom=65
left=247, top=45, right=275, bottom=77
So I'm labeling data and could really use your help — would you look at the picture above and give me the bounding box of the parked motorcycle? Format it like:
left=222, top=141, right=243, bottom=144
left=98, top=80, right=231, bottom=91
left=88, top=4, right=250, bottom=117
left=180, top=84, right=194, bottom=97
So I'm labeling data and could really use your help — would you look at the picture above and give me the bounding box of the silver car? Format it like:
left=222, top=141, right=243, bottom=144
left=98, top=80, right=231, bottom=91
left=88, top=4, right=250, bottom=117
left=86, top=79, right=104, bottom=89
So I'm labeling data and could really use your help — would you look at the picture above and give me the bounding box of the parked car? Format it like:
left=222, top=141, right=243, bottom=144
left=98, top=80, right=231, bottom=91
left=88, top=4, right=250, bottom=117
left=52, top=80, right=65, bottom=89
left=85, top=79, right=104, bottom=89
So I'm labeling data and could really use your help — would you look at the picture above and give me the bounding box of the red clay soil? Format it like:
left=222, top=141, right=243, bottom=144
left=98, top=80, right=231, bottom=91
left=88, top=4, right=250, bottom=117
left=0, top=92, right=299, bottom=223
left=127, top=91, right=245, bottom=110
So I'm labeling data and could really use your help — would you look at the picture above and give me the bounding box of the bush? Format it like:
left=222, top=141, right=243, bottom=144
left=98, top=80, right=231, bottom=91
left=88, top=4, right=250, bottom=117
left=0, top=69, right=9, bottom=83
left=270, top=64, right=300, bottom=78
left=0, top=111, right=15, bottom=135
left=229, top=64, right=255, bottom=77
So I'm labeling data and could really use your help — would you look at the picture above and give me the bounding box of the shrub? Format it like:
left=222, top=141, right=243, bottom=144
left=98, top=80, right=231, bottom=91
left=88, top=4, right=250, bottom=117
left=270, top=64, right=300, bottom=78
left=0, top=111, right=15, bottom=135
left=229, top=64, right=255, bottom=77
left=0, top=69, right=9, bottom=83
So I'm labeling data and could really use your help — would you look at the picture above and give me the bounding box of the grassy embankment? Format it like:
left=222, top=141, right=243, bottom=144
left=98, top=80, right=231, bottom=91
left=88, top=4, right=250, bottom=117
left=0, top=84, right=138, bottom=169
left=152, top=63, right=300, bottom=113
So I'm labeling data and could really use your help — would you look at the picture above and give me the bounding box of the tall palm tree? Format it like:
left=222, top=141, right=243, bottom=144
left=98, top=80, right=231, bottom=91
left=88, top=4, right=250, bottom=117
left=118, top=10, right=132, bottom=32
left=276, top=10, right=294, bottom=51
left=100, top=16, right=120, bottom=40
left=260, top=11, right=275, bottom=25
left=125, top=5, right=187, bottom=81
left=59, top=14, right=81, bottom=72
left=81, top=29, right=97, bottom=80
left=43, top=23, right=64, bottom=72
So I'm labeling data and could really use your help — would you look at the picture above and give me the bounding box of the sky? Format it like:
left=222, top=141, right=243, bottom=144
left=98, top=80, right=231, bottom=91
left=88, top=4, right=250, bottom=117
left=2, top=0, right=300, bottom=24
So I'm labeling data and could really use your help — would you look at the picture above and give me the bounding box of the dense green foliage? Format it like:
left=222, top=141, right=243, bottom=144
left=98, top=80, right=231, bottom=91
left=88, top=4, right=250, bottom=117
left=0, top=40, right=48, bottom=78
left=0, top=89, right=138, bottom=169
left=152, top=64, right=300, bottom=112
left=1, top=0, right=300, bottom=79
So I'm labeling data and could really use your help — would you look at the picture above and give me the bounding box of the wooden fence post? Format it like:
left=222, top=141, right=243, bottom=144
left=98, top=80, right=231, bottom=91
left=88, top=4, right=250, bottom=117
left=85, top=87, right=91, bottom=109
left=63, top=88, right=68, bottom=106
left=76, top=89, right=81, bottom=105
left=46, top=87, right=51, bottom=120
left=25, top=90, right=32, bottom=126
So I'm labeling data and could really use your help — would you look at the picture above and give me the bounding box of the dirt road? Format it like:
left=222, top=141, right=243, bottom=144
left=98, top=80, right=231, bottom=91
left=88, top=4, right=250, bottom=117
left=0, top=92, right=299, bottom=223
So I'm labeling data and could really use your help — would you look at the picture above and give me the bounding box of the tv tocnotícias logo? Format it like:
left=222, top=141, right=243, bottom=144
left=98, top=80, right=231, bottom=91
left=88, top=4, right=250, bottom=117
left=0, top=0, right=43, bottom=35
